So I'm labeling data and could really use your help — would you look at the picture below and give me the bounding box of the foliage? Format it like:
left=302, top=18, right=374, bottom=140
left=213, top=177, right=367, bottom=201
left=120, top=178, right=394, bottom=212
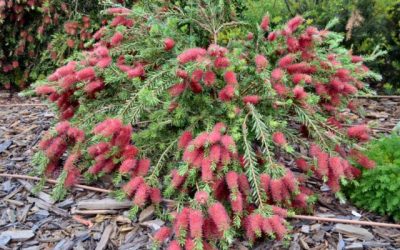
left=240, top=0, right=400, bottom=91
left=346, top=134, right=400, bottom=221
left=32, top=0, right=378, bottom=248
left=0, top=0, right=128, bottom=90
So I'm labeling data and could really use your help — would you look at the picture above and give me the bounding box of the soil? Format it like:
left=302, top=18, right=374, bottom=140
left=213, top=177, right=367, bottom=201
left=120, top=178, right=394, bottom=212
left=0, top=92, right=399, bottom=250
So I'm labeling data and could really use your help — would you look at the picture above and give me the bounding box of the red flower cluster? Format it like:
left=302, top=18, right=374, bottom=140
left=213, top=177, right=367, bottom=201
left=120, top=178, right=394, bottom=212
left=164, top=38, right=175, bottom=51
left=244, top=212, right=287, bottom=241
left=260, top=168, right=298, bottom=203
left=38, top=121, right=85, bottom=183
left=180, top=123, right=237, bottom=182
left=116, top=56, right=145, bottom=79
left=308, top=145, right=365, bottom=191
left=347, top=124, right=370, bottom=141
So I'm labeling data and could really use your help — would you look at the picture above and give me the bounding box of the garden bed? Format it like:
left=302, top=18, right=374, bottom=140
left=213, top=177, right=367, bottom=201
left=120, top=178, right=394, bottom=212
left=1, top=92, right=399, bottom=249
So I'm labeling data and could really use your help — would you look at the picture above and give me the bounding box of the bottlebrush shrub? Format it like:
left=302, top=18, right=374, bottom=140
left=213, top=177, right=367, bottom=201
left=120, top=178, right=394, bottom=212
left=32, top=1, right=380, bottom=248
left=0, top=0, right=125, bottom=90
left=346, top=134, right=400, bottom=221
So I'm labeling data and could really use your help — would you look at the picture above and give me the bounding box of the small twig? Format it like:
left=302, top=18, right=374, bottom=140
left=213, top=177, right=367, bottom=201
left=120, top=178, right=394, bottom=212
left=2, top=173, right=400, bottom=229
left=72, top=215, right=94, bottom=228
left=291, top=215, right=400, bottom=229
left=0, top=103, right=47, bottom=107
left=354, top=95, right=400, bottom=99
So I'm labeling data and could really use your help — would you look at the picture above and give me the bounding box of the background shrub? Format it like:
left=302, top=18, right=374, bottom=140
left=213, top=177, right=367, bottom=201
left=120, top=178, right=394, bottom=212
left=347, top=134, right=400, bottom=221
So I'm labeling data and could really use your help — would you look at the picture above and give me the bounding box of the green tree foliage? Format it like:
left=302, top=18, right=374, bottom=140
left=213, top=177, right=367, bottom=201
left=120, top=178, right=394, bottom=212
left=32, top=0, right=379, bottom=248
left=347, top=134, right=400, bottom=221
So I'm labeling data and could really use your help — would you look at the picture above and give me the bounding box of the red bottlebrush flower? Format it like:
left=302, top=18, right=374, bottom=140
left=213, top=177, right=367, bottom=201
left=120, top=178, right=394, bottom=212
left=295, top=158, right=310, bottom=172
left=36, top=85, right=56, bottom=95
left=127, top=65, right=145, bottom=78
left=61, top=106, right=75, bottom=120
left=63, top=153, right=80, bottom=171
left=177, top=48, right=207, bottom=64
left=293, top=192, right=308, bottom=208
left=45, top=161, right=58, bottom=177
left=153, top=226, right=171, bottom=244
left=61, top=74, right=78, bottom=90
left=213, top=122, right=227, bottom=134
left=110, top=31, right=123, bottom=46
left=169, top=101, right=179, bottom=112
left=262, top=218, right=273, bottom=234
left=64, top=167, right=80, bottom=187
left=102, top=159, right=117, bottom=173
left=292, top=73, right=312, bottom=85
left=55, top=121, right=70, bottom=135
left=134, top=158, right=150, bottom=176
left=168, top=83, right=186, bottom=97
left=349, top=149, right=376, bottom=169
left=220, top=147, right=232, bottom=165
left=270, top=179, right=283, bottom=202
left=47, top=72, right=60, bottom=82
left=67, top=127, right=85, bottom=143
left=201, top=158, right=213, bottom=182
left=207, top=44, right=228, bottom=57
left=46, top=137, right=67, bottom=159
left=174, top=207, right=190, bottom=236
left=247, top=32, right=254, bottom=40
left=192, top=150, right=205, bottom=168
left=183, top=147, right=200, bottom=164
left=167, top=240, right=182, bottom=250
left=255, top=54, right=268, bottom=71
left=351, top=55, right=363, bottom=63
left=171, top=169, right=186, bottom=188
left=209, top=144, right=221, bottom=163
left=76, top=67, right=96, bottom=81
left=293, top=86, right=307, bottom=100
left=192, top=132, right=209, bottom=148
left=178, top=131, right=193, bottom=149
left=260, top=173, right=271, bottom=194
left=238, top=174, right=251, bottom=196
left=214, top=57, right=230, bottom=68
left=282, top=170, right=297, bottom=193
left=327, top=117, right=342, bottom=129
left=88, top=142, right=110, bottom=157
left=286, top=36, right=299, bottom=52
left=189, top=209, right=204, bottom=238
left=94, top=46, right=109, bottom=57
left=123, top=176, right=144, bottom=196
left=330, top=78, right=344, bottom=91
left=271, top=68, right=284, bottom=82
left=93, top=119, right=122, bottom=137
left=328, top=156, right=344, bottom=179
left=242, top=95, right=261, bottom=105
left=224, top=71, right=238, bottom=85
left=207, top=131, right=221, bottom=145
left=191, top=69, right=204, bottom=82
left=122, top=144, right=139, bottom=159
left=84, top=80, right=105, bottom=96
left=149, top=187, right=161, bottom=204
left=272, top=132, right=287, bottom=146
left=203, top=71, right=216, bottom=86
left=315, top=151, right=329, bottom=177
left=287, top=62, right=315, bottom=74
left=268, top=31, right=278, bottom=41
left=218, top=85, right=235, bottom=101
left=230, top=191, right=243, bottom=213
left=287, top=15, right=304, bottom=33
left=176, top=69, right=188, bottom=79
left=208, top=202, right=230, bottom=231
left=269, top=215, right=287, bottom=240
left=57, top=62, right=76, bottom=77
left=96, top=57, right=112, bottom=68
left=220, top=135, right=236, bottom=153
left=272, top=206, right=288, bottom=218
left=119, top=159, right=137, bottom=174
left=327, top=178, right=340, bottom=192
left=226, top=171, right=239, bottom=190
left=189, top=80, right=203, bottom=93
left=195, top=191, right=209, bottom=205
left=133, top=183, right=149, bottom=207
left=39, top=138, right=53, bottom=150
left=347, top=124, right=369, bottom=141
left=309, top=144, right=322, bottom=157
left=278, top=54, right=293, bottom=68
left=185, top=239, right=195, bottom=250
left=273, top=83, right=288, bottom=96
left=164, top=38, right=175, bottom=51
left=343, top=83, right=358, bottom=95
left=260, top=15, right=270, bottom=31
